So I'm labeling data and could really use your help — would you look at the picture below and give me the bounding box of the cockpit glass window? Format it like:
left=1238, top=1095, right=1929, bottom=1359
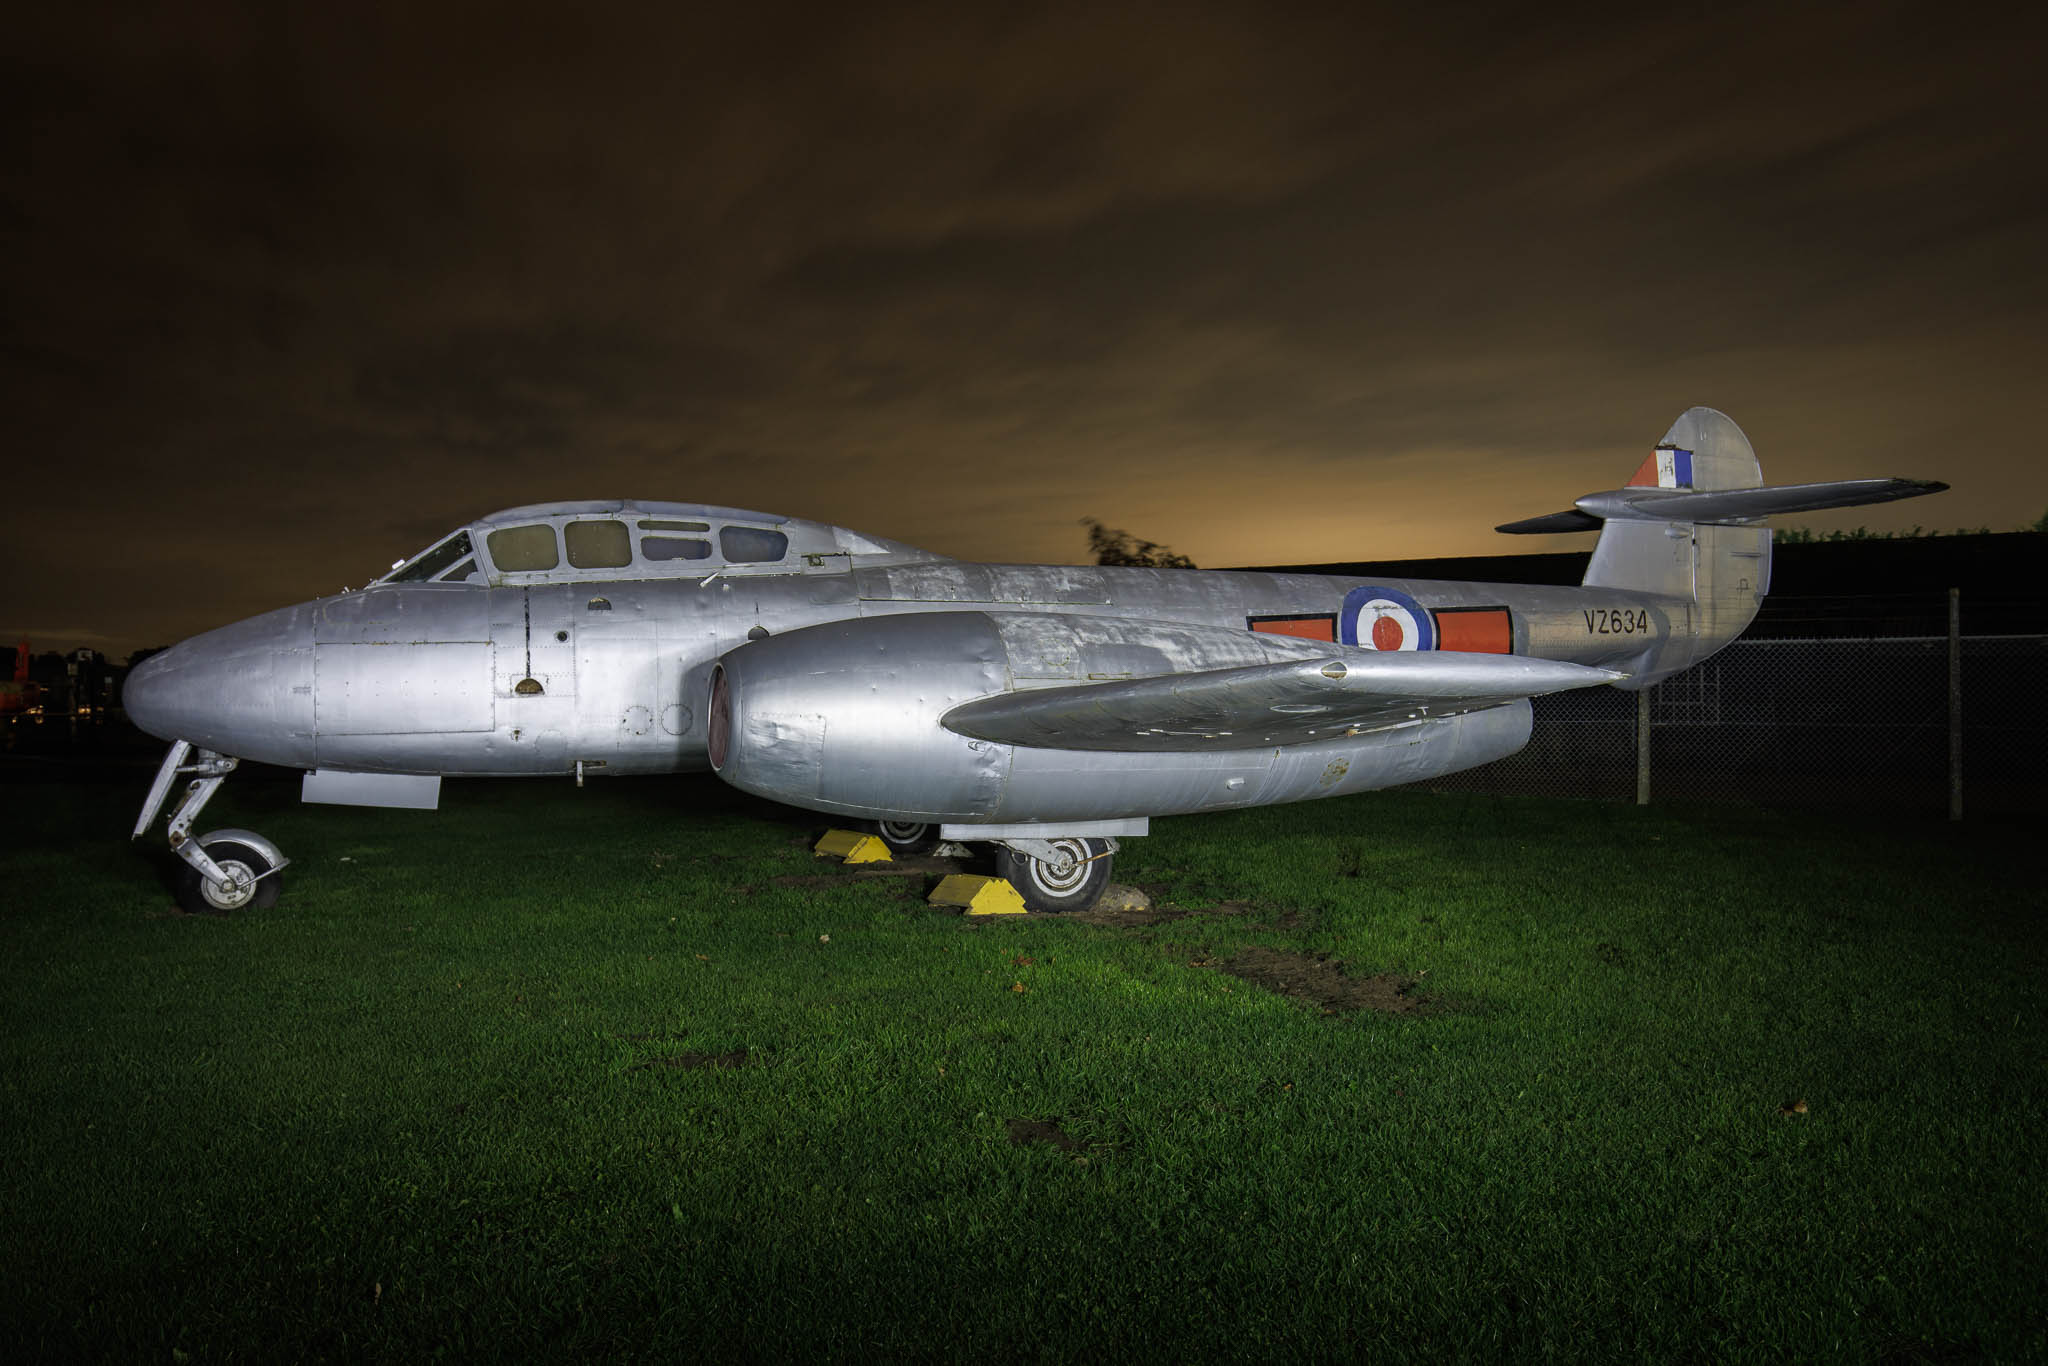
left=437, top=558, right=479, bottom=583
left=565, top=519, right=632, bottom=569
left=638, top=519, right=710, bottom=533
left=641, top=536, right=712, bottom=561
left=386, top=531, right=474, bottom=583
left=720, top=527, right=789, bottom=563
left=488, top=524, right=560, bottom=572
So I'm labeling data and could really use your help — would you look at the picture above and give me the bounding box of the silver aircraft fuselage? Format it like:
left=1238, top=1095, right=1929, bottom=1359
left=125, top=553, right=1675, bottom=805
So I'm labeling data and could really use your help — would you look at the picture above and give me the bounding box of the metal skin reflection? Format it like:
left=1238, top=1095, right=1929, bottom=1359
left=125, top=408, right=1944, bottom=913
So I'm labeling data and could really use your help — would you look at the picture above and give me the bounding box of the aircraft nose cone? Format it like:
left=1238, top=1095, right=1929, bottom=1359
left=123, top=606, right=316, bottom=766
left=120, top=648, right=182, bottom=738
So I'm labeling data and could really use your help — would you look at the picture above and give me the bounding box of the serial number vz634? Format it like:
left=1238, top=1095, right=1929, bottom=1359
left=1584, top=607, right=1651, bottom=635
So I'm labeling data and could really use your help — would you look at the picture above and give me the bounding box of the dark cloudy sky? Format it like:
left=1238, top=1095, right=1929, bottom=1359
left=6, top=1, right=2044, bottom=657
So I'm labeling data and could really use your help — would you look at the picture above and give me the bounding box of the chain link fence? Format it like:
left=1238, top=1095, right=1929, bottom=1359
left=1426, top=631, right=2048, bottom=816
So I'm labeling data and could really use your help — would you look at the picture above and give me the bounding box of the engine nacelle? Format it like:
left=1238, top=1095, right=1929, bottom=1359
left=708, top=611, right=1531, bottom=823
left=710, top=612, right=1013, bottom=822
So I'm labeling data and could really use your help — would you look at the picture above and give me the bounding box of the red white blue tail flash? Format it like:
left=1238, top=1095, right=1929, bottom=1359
left=1627, top=445, right=1695, bottom=489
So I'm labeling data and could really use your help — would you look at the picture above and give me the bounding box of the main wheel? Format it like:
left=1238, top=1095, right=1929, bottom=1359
left=872, top=819, right=941, bottom=857
left=994, top=837, right=1114, bottom=913
left=174, top=837, right=282, bottom=916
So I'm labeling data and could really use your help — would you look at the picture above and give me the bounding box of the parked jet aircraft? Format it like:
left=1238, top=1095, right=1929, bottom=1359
left=125, top=407, right=1942, bottom=915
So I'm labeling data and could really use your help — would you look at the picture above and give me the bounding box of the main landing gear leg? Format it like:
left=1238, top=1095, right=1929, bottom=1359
left=133, top=740, right=290, bottom=915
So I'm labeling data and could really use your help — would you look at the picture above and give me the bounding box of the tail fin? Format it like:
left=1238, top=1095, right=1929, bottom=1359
left=1584, top=408, right=1772, bottom=682
left=1496, top=406, right=1947, bottom=685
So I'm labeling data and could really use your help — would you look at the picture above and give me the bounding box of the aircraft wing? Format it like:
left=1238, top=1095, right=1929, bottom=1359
left=940, top=652, right=1625, bottom=752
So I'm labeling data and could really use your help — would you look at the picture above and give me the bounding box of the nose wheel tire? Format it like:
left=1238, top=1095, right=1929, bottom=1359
left=993, top=837, right=1114, bottom=913
left=872, top=819, right=941, bottom=857
left=175, top=838, right=282, bottom=916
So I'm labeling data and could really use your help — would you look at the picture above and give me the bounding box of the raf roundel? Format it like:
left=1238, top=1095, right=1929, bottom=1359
left=1338, top=585, right=1435, bottom=651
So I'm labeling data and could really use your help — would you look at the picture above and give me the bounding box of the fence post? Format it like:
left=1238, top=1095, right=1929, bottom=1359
left=1635, top=687, right=1651, bottom=806
left=1949, top=587, right=1962, bottom=822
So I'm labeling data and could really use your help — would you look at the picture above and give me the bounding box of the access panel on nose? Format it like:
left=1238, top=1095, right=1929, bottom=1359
left=313, top=588, right=495, bottom=736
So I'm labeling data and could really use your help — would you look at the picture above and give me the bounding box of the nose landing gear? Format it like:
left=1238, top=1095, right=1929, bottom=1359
left=133, top=740, right=290, bottom=915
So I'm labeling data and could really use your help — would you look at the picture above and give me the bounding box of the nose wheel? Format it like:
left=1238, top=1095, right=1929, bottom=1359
left=176, top=836, right=284, bottom=915
left=133, top=741, right=290, bottom=915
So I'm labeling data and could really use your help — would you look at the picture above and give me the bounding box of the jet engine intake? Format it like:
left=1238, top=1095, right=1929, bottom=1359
left=709, top=612, right=1013, bottom=822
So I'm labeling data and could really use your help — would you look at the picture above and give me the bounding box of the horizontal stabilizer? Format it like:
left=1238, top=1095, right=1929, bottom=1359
left=942, top=653, right=1624, bottom=752
left=1495, top=508, right=1604, bottom=534
left=1498, top=477, right=1947, bottom=533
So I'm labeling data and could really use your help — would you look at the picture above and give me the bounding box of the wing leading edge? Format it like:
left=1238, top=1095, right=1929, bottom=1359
left=940, top=652, right=1625, bottom=753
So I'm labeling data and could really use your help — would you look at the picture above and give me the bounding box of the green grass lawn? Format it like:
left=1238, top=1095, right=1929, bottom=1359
left=2, top=765, right=2042, bottom=1361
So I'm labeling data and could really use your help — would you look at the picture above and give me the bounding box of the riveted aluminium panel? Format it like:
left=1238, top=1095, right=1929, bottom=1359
left=314, top=643, right=495, bottom=735
left=314, top=585, right=490, bottom=645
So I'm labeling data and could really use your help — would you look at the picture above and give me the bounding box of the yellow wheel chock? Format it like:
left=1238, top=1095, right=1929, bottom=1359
left=813, top=829, right=893, bottom=863
left=928, top=874, right=1029, bottom=916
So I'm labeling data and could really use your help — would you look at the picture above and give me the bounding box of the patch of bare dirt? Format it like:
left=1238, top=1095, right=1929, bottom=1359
left=854, top=854, right=961, bottom=878
left=1205, top=945, right=1430, bottom=1015
left=631, top=1047, right=749, bottom=1072
left=1006, top=1116, right=1085, bottom=1151
left=1005, top=1114, right=1117, bottom=1164
left=1071, top=888, right=1259, bottom=927
left=774, top=858, right=954, bottom=895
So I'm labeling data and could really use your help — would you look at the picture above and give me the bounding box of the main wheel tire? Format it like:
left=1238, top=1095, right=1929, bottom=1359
left=174, top=838, right=282, bottom=916
left=993, top=837, right=1114, bottom=913
left=872, top=819, right=941, bottom=857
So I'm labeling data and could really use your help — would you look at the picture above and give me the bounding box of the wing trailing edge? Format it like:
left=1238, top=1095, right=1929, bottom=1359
left=941, top=653, right=1624, bottom=753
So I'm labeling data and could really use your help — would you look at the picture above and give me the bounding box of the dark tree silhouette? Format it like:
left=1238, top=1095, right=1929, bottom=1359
left=1081, top=518, right=1196, bottom=569
left=1775, top=524, right=1995, bottom=543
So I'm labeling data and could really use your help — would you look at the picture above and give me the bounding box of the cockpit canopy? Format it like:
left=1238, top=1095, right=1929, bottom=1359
left=375, top=500, right=945, bottom=588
